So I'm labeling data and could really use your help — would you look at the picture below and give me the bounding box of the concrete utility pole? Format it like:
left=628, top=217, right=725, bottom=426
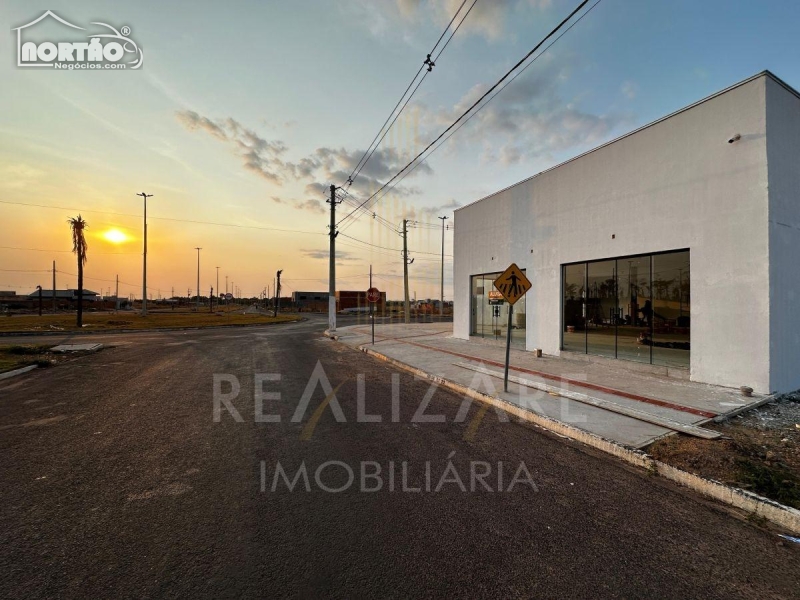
left=215, top=267, right=220, bottom=310
left=402, top=219, right=414, bottom=324
left=274, top=270, right=282, bottom=317
left=327, top=184, right=341, bottom=332
left=136, top=192, right=153, bottom=315
left=115, top=275, right=119, bottom=312
left=52, top=260, right=56, bottom=312
left=37, top=285, right=42, bottom=316
left=438, top=215, right=448, bottom=317
left=194, top=247, right=202, bottom=310
left=210, top=287, right=213, bottom=312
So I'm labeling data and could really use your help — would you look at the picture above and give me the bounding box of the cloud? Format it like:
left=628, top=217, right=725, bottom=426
left=415, top=54, right=625, bottom=165
left=177, top=111, right=432, bottom=201
left=176, top=110, right=287, bottom=184
left=303, top=249, right=357, bottom=261
left=400, top=197, right=462, bottom=221
left=312, top=146, right=433, bottom=198
left=621, top=80, right=638, bottom=100
left=271, top=196, right=326, bottom=215
left=393, top=0, right=553, bottom=41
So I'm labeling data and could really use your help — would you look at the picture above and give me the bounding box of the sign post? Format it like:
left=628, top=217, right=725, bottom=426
left=367, top=277, right=380, bottom=345
left=493, top=263, right=532, bottom=392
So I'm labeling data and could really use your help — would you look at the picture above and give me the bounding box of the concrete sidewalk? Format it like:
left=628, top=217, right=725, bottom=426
left=328, top=322, right=768, bottom=448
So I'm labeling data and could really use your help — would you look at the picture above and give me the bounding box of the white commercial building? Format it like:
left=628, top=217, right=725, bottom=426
left=453, top=71, right=800, bottom=394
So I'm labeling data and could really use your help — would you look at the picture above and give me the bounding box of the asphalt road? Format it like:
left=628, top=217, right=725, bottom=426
left=1, top=315, right=798, bottom=598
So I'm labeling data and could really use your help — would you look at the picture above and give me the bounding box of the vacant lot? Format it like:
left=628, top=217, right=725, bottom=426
left=648, top=393, right=800, bottom=509
left=0, top=312, right=297, bottom=334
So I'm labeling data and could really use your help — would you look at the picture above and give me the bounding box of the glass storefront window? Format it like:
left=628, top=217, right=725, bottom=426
left=562, top=263, right=586, bottom=353
left=561, top=250, right=690, bottom=368
left=616, top=255, right=651, bottom=363
left=471, top=271, right=526, bottom=348
left=586, top=260, right=617, bottom=358
left=652, top=251, right=690, bottom=367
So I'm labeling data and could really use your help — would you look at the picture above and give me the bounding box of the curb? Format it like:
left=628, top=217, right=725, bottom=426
left=0, top=364, right=38, bottom=381
left=0, top=318, right=305, bottom=338
left=357, top=344, right=800, bottom=535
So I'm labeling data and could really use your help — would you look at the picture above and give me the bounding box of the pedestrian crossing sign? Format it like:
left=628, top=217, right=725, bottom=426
left=493, top=263, right=531, bottom=305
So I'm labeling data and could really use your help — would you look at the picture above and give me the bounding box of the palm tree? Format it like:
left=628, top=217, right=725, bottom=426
left=68, top=215, right=88, bottom=327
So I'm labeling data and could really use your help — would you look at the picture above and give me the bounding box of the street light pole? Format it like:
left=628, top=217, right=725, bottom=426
left=438, top=215, right=448, bottom=317
left=195, top=247, right=202, bottom=310
left=136, top=192, right=153, bottom=315
left=274, top=270, right=283, bottom=317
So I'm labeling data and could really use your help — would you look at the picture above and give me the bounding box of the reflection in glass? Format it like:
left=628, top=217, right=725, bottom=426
left=616, top=256, right=651, bottom=363
left=652, top=251, right=690, bottom=367
left=586, top=260, right=617, bottom=358
left=562, top=263, right=586, bottom=353
left=470, top=272, right=526, bottom=348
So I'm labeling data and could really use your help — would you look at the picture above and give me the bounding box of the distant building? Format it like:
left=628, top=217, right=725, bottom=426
left=336, top=290, right=386, bottom=312
left=27, top=289, right=100, bottom=301
left=291, top=291, right=329, bottom=312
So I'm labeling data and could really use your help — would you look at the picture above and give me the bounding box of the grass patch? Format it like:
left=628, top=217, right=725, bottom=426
left=7, top=344, right=51, bottom=355
left=0, top=345, right=54, bottom=373
left=737, top=459, right=800, bottom=509
left=0, top=312, right=298, bottom=333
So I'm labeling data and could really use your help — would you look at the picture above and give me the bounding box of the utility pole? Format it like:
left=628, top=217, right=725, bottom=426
left=438, top=216, right=448, bottom=318
left=327, top=184, right=341, bottom=332
left=115, top=275, right=119, bottom=312
left=402, top=219, right=414, bottom=324
left=274, top=270, right=283, bottom=317
left=215, top=267, right=220, bottom=310
left=195, top=247, right=202, bottom=310
left=210, top=287, right=213, bottom=312
left=136, top=192, right=153, bottom=315
left=52, top=260, right=56, bottom=312
left=37, top=285, right=42, bottom=316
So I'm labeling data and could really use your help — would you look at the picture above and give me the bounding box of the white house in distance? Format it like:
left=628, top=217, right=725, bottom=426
left=453, top=71, right=800, bottom=394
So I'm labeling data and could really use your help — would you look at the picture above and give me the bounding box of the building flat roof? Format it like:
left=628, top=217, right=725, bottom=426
left=457, top=70, right=799, bottom=212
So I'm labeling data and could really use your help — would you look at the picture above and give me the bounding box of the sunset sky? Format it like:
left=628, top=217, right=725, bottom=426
left=2, top=0, right=800, bottom=300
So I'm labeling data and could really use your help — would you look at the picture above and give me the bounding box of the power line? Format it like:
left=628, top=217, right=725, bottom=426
left=367, top=0, right=605, bottom=210
left=339, top=232, right=452, bottom=257
left=0, top=200, right=326, bottom=236
left=0, top=245, right=139, bottom=255
left=337, top=0, right=593, bottom=226
left=345, top=0, right=471, bottom=189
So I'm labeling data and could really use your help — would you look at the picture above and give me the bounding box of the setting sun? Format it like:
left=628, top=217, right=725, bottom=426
left=102, top=228, right=129, bottom=244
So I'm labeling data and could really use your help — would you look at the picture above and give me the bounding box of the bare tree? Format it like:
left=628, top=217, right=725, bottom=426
left=68, top=215, right=88, bottom=327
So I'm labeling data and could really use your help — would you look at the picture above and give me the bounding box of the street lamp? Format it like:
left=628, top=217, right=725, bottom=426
left=195, top=247, right=202, bottom=310
left=136, top=192, right=153, bottom=315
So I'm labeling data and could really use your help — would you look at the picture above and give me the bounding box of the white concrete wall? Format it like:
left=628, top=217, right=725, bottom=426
left=766, top=77, right=800, bottom=393
left=455, top=74, right=773, bottom=392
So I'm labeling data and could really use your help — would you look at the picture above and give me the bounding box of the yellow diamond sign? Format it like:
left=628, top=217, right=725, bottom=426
left=493, top=263, right=531, bottom=305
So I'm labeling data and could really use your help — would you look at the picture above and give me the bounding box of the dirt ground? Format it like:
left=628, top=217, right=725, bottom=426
left=0, top=311, right=296, bottom=333
left=647, top=392, right=800, bottom=509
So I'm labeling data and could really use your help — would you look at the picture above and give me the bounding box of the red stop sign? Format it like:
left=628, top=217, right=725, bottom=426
left=367, top=287, right=380, bottom=303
